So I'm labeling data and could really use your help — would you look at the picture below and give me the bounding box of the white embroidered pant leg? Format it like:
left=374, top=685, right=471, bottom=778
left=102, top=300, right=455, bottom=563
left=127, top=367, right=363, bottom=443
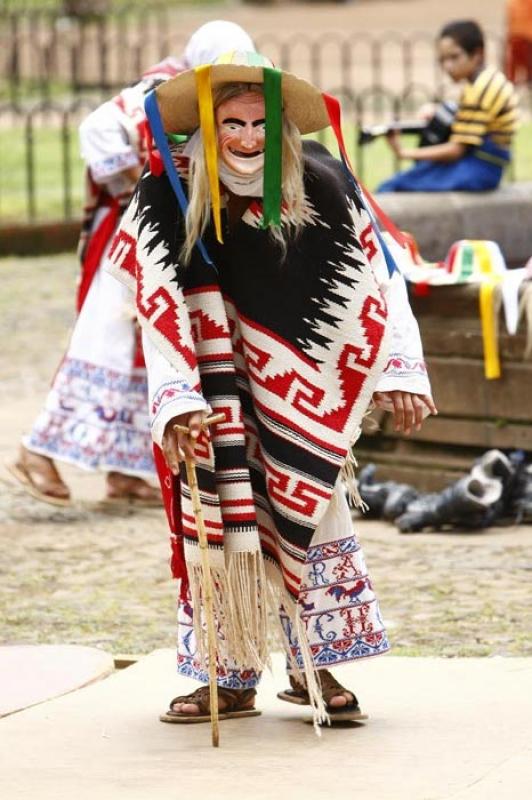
left=176, top=593, right=262, bottom=690
left=282, top=482, right=390, bottom=671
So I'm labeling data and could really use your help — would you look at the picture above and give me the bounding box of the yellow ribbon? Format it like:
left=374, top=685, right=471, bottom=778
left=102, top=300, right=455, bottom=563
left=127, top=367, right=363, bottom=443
left=479, top=280, right=501, bottom=380
left=473, top=241, right=502, bottom=380
left=195, top=65, right=223, bottom=244
left=214, top=50, right=235, bottom=65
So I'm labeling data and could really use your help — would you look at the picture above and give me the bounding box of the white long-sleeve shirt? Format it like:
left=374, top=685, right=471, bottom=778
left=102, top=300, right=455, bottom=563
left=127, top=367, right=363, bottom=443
left=143, top=330, right=210, bottom=447
left=79, top=86, right=146, bottom=197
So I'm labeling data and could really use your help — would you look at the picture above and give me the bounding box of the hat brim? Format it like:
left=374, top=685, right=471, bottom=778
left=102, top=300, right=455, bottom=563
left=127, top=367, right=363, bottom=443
left=156, top=63, right=330, bottom=135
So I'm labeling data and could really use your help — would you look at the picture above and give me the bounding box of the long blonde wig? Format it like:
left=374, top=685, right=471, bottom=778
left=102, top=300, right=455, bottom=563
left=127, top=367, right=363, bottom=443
left=181, top=82, right=306, bottom=265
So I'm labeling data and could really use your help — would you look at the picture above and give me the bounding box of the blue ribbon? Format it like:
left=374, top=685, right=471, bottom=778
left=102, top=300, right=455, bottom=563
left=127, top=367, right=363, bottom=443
left=337, top=152, right=397, bottom=278
left=144, top=90, right=215, bottom=269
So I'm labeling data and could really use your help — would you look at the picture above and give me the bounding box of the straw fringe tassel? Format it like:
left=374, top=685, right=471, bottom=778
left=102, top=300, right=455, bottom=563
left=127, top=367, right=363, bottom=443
left=227, top=550, right=269, bottom=670
left=188, top=550, right=268, bottom=674
left=265, top=575, right=329, bottom=734
left=341, top=426, right=369, bottom=512
left=188, top=554, right=330, bottom=733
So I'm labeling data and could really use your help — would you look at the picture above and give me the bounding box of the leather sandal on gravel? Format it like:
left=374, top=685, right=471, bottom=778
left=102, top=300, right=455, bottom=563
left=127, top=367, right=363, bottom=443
left=102, top=472, right=162, bottom=508
left=277, top=670, right=368, bottom=722
left=7, top=448, right=71, bottom=507
left=160, top=686, right=261, bottom=724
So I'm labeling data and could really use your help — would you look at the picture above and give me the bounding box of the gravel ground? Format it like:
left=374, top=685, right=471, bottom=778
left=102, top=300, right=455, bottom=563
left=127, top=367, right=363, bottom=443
left=1, top=252, right=531, bottom=658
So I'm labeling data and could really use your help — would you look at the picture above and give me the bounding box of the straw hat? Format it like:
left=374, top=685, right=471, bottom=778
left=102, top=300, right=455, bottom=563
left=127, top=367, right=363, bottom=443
left=156, top=50, right=330, bottom=135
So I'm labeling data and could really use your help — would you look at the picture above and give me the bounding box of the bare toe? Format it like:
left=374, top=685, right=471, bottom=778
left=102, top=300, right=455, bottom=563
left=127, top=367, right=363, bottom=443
left=180, top=702, right=201, bottom=715
left=329, top=694, right=353, bottom=708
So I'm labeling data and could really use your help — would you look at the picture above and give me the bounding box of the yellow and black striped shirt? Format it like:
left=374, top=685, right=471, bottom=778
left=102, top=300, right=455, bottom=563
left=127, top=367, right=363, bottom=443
left=450, top=66, right=519, bottom=148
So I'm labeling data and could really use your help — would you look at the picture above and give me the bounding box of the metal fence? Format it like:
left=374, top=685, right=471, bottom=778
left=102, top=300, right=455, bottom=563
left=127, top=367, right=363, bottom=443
left=0, top=6, right=512, bottom=104
left=1, top=6, right=530, bottom=224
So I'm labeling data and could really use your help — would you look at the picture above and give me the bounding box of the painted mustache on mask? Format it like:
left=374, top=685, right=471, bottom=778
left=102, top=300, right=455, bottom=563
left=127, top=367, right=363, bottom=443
left=216, top=93, right=267, bottom=176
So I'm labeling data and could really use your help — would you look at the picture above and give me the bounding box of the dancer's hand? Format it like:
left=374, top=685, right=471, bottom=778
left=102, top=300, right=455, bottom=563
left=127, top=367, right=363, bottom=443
left=162, top=411, right=205, bottom=474
left=373, top=391, right=437, bottom=435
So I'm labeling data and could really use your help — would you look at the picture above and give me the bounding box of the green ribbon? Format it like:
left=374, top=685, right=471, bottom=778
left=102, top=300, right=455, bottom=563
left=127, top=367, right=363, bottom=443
left=167, top=133, right=188, bottom=145
left=460, top=244, right=475, bottom=280
left=262, top=67, right=283, bottom=230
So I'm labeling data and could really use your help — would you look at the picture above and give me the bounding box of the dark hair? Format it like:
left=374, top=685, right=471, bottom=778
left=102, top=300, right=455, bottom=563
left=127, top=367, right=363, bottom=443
left=438, top=20, right=484, bottom=54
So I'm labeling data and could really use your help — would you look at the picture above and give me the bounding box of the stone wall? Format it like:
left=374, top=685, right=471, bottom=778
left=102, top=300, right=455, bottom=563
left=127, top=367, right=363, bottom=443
left=358, top=284, right=532, bottom=491
left=0, top=221, right=79, bottom=258
left=378, top=182, right=532, bottom=266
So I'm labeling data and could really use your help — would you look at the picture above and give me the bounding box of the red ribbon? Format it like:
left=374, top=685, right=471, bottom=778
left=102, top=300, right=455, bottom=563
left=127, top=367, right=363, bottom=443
left=76, top=197, right=120, bottom=312
left=321, top=92, right=409, bottom=249
left=153, top=444, right=188, bottom=596
left=144, top=120, right=164, bottom=177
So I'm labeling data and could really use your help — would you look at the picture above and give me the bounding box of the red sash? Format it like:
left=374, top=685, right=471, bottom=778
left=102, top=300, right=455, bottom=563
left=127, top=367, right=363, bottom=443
left=76, top=197, right=121, bottom=312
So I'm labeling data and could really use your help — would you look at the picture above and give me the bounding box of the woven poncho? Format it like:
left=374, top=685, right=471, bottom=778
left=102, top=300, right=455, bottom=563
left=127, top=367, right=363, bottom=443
left=107, top=139, right=390, bottom=675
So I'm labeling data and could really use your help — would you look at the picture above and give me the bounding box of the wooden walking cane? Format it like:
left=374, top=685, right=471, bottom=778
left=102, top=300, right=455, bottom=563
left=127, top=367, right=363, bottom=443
left=173, top=412, right=226, bottom=748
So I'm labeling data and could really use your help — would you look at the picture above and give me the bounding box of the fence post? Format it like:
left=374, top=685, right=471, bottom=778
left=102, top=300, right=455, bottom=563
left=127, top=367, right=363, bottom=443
left=25, top=113, right=36, bottom=223
left=97, top=15, right=109, bottom=94
left=9, top=13, right=20, bottom=106
left=62, top=111, right=72, bottom=220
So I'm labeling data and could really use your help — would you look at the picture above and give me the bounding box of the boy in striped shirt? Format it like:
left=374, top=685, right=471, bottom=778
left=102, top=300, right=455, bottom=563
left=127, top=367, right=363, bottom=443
left=380, top=19, right=519, bottom=192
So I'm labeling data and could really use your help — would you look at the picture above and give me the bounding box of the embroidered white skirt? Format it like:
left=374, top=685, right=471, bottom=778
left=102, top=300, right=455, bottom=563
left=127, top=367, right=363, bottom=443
left=25, top=239, right=155, bottom=478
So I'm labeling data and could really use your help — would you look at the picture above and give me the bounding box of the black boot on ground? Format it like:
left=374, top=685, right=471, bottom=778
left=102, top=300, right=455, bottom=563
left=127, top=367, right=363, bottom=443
left=357, top=463, right=418, bottom=520
left=505, top=451, right=532, bottom=523
left=396, top=475, right=502, bottom=533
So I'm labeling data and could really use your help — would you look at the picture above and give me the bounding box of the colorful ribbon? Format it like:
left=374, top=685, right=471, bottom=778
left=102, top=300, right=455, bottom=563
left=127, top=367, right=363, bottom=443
left=479, top=278, right=501, bottom=380
left=459, top=243, right=475, bottom=281
left=322, top=92, right=404, bottom=276
left=445, top=239, right=502, bottom=379
left=144, top=90, right=214, bottom=268
left=475, top=240, right=502, bottom=380
left=195, top=65, right=223, bottom=244
left=262, top=67, right=283, bottom=229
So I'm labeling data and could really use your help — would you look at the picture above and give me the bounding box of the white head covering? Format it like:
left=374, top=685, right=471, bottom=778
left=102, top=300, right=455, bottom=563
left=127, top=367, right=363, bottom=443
left=141, top=56, right=183, bottom=83
left=183, top=20, right=255, bottom=68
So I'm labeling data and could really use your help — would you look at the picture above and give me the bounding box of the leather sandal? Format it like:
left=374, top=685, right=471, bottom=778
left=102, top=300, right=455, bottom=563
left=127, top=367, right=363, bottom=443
left=103, top=472, right=162, bottom=508
left=159, top=686, right=261, bottom=724
left=277, top=670, right=368, bottom=722
left=7, top=447, right=71, bottom=507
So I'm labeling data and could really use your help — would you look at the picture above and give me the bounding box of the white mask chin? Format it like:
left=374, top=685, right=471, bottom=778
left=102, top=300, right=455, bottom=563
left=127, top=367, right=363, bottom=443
left=221, top=149, right=264, bottom=177
left=218, top=160, right=264, bottom=197
left=183, top=130, right=264, bottom=197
